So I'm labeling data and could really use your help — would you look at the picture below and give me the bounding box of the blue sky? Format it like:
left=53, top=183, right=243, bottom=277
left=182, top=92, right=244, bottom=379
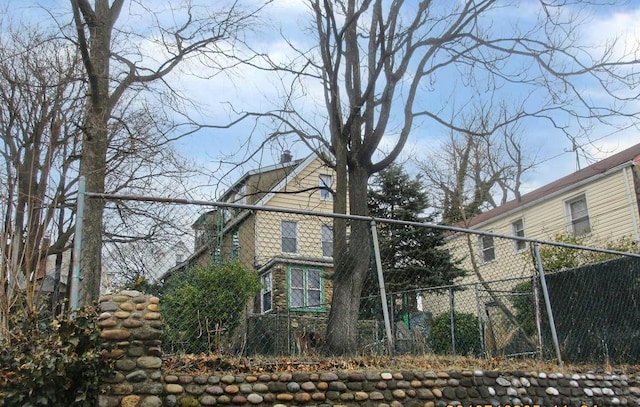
left=5, top=0, right=640, bottom=200
left=169, top=0, right=640, bottom=197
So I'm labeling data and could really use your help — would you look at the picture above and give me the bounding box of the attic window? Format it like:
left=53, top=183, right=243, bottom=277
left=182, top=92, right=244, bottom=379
left=319, top=174, right=333, bottom=201
left=566, top=194, right=591, bottom=236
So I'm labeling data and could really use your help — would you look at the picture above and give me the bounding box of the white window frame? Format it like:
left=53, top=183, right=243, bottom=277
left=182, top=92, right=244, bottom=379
left=321, top=224, right=333, bottom=258
left=281, top=220, right=298, bottom=254
left=479, top=233, right=496, bottom=263
left=231, top=232, right=240, bottom=259
left=260, top=272, right=272, bottom=313
left=319, top=174, right=333, bottom=201
left=565, top=194, right=591, bottom=236
left=511, top=219, right=526, bottom=253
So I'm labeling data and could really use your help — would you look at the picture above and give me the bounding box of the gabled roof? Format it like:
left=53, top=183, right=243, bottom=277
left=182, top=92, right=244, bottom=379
left=465, top=142, right=640, bottom=228
left=219, top=158, right=304, bottom=202
left=254, top=152, right=319, bottom=206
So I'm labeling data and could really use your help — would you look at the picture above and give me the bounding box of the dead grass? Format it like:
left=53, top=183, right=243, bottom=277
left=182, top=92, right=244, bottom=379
left=162, top=353, right=640, bottom=376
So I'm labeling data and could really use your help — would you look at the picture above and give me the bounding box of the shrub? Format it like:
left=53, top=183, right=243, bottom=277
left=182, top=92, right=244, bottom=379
left=161, top=261, right=261, bottom=353
left=429, top=311, right=481, bottom=356
left=0, top=303, right=110, bottom=406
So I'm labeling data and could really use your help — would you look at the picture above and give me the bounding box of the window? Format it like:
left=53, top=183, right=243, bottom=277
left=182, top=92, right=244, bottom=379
left=281, top=220, right=298, bottom=253
left=231, top=232, right=240, bottom=259
left=289, top=267, right=323, bottom=310
left=321, top=224, right=333, bottom=257
left=567, top=195, right=591, bottom=235
left=175, top=253, right=184, bottom=265
left=236, top=184, right=247, bottom=204
left=479, top=234, right=496, bottom=263
left=260, top=272, right=272, bottom=313
left=511, top=219, right=526, bottom=252
left=319, top=174, right=333, bottom=201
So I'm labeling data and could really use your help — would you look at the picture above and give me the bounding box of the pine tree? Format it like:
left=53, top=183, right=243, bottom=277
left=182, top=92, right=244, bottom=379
left=363, top=164, right=464, bottom=315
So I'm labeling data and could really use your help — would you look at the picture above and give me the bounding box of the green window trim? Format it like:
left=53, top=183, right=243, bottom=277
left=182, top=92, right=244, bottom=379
left=287, top=266, right=325, bottom=312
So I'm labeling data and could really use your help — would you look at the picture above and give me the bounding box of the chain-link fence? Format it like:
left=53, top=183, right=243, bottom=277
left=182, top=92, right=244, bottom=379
left=84, top=193, right=640, bottom=363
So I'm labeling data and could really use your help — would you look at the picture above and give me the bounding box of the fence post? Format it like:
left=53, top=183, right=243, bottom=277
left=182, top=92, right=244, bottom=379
left=533, top=242, right=563, bottom=366
left=70, top=176, right=86, bottom=312
left=449, top=286, right=456, bottom=356
left=475, top=284, right=485, bottom=356
left=532, top=273, right=544, bottom=359
left=370, top=220, right=394, bottom=355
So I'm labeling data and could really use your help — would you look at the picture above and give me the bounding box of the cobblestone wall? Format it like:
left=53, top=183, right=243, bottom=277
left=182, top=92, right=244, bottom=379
left=97, top=291, right=640, bottom=406
left=160, top=369, right=640, bottom=406
left=98, top=290, right=163, bottom=407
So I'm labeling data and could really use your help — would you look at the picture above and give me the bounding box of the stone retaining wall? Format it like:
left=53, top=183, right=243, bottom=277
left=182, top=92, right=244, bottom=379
left=98, top=291, right=640, bottom=406
left=159, top=369, right=640, bottom=406
left=98, top=290, right=164, bottom=407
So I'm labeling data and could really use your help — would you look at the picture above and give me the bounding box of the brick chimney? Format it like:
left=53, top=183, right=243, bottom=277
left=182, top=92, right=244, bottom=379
left=281, top=150, right=293, bottom=163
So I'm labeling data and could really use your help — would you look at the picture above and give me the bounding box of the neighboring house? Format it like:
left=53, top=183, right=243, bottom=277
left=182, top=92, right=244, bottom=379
left=463, top=142, right=640, bottom=247
left=423, top=142, right=640, bottom=354
left=166, top=151, right=340, bottom=353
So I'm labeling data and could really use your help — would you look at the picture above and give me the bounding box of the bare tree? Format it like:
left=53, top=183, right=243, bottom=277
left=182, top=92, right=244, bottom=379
left=237, top=0, right=639, bottom=354
left=0, top=25, right=84, bottom=341
left=70, top=0, right=267, bottom=304
left=419, top=107, right=538, bottom=225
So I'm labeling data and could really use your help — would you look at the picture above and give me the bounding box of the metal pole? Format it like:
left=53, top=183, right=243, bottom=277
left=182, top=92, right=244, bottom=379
left=449, top=286, right=456, bottom=356
left=533, top=242, right=563, bottom=366
left=532, top=274, right=544, bottom=359
left=70, top=176, right=85, bottom=312
left=370, top=220, right=394, bottom=355
left=475, top=284, right=485, bottom=356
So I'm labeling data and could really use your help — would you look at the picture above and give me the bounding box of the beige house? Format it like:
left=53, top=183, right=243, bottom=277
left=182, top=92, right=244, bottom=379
left=422, top=143, right=640, bottom=354
left=167, top=151, right=339, bottom=353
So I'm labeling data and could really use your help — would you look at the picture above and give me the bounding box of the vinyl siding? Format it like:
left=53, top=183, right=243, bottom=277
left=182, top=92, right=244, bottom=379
left=265, top=158, right=335, bottom=212
left=422, top=165, right=640, bottom=317
left=253, top=157, right=336, bottom=267
left=477, top=166, right=639, bottom=244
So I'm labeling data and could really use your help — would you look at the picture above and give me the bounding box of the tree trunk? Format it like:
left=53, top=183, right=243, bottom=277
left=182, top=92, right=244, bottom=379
left=77, top=0, right=112, bottom=304
left=325, top=164, right=370, bottom=355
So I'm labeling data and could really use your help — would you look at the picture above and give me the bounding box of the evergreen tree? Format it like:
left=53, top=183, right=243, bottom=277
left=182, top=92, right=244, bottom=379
left=363, top=164, right=464, bottom=315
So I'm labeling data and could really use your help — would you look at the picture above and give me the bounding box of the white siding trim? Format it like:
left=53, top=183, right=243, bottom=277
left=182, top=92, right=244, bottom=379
left=623, top=166, right=640, bottom=242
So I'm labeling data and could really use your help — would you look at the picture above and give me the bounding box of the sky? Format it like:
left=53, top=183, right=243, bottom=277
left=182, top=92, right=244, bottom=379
left=5, top=0, right=640, bottom=201
left=170, top=0, right=640, bottom=198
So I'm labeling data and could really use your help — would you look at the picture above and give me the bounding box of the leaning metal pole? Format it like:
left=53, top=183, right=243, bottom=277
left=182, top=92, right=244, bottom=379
left=70, top=176, right=86, bottom=312
left=533, top=242, right=563, bottom=366
left=370, top=220, right=394, bottom=355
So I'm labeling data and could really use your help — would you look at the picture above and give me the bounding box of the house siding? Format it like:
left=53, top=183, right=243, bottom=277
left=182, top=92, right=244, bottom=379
left=265, top=158, right=334, bottom=211
left=254, top=157, right=336, bottom=268
left=423, top=163, right=640, bottom=318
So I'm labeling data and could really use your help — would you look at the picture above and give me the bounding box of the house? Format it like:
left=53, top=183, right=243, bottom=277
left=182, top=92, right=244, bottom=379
left=464, top=142, right=640, bottom=245
left=166, top=151, right=341, bottom=354
left=422, top=142, right=640, bottom=355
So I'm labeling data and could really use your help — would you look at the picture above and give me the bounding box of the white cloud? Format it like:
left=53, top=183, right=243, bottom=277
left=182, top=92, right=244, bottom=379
left=584, top=7, right=640, bottom=62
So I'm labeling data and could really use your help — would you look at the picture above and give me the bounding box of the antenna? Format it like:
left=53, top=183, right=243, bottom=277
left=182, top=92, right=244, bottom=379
left=564, top=137, right=581, bottom=171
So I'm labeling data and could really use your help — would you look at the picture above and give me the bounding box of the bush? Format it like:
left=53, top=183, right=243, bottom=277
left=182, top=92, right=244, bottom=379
left=161, top=261, right=261, bottom=353
left=429, top=311, right=481, bottom=356
left=0, top=303, right=110, bottom=406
